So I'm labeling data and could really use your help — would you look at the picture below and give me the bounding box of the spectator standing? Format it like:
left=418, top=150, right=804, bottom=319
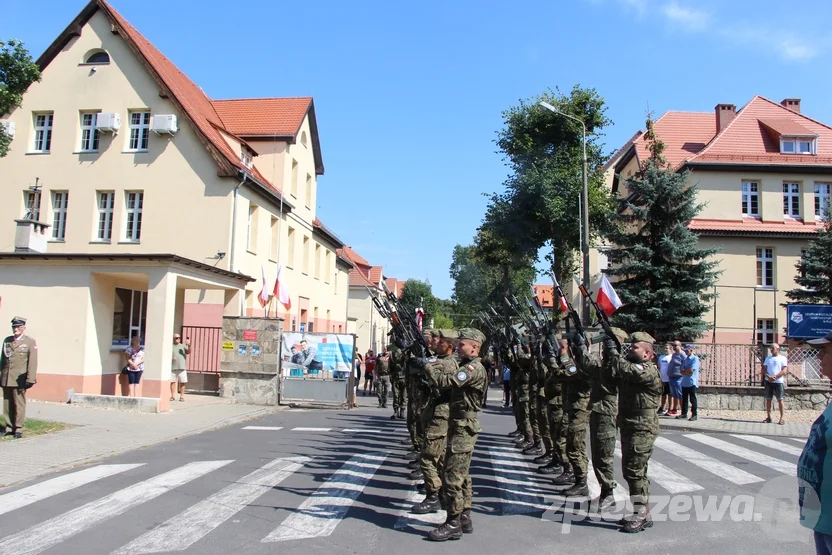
left=797, top=331, right=832, bottom=555
left=762, top=343, right=788, bottom=425
left=364, top=350, right=376, bottom=395
left=657, top=344, right=671, bottom=415
left=1, top=316, right=38, bottom=439
left=123, top=335, right=144, bottom=397
left=665, top=341, right=685, bottom=415
left=352, top=352, right=362, bottom=407
left=170, top=333, right=190, bottom=402
left=502, top=363, right=511, bottom=408
left=678, top=344, right=699, bottom=421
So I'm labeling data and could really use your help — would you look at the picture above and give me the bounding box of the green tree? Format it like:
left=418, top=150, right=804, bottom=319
left=786, top=198, right=832, bottom=305
left=0, top=39, right=41, bottom=157
left=399, top=279, right=438, bottom=327
left=605, top=115, right=722, bottom=342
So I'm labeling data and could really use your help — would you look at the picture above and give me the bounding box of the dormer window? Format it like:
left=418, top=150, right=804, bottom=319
left=780, top=137, right=816, bottom=155
left=241, top=150, right=252, bottom=169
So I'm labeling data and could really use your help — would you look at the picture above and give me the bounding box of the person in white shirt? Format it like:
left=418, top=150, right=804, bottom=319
left=657, top=343, right=672, bottom=415
left=761, top=343, right=788, bottom=425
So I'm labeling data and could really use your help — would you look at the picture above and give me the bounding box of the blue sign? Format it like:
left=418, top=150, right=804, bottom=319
left=787, top=304, right=832, bottom=339
left=251, top=344, right=261, bottom=357
left=238, top=344, right=247, bottom=356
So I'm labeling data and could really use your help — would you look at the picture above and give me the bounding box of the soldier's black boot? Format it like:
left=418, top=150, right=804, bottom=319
left=411, top=493, right=441, bottom=514
left=563, top=477, right=589, bottom=497
left=508, top=429, right=522, bottom=438
left=514, top=434, right=529, bottom=444
left=523, top=442, right=544, bottom=456
left=537, top=460, right=563, bottom=475
left=405, top=450, right=420, bottom=461
left=398, top=409, right=406, bottom=419
left=428, top=518, right=463, bottom=541
left=460, top=509, right=473, bottom=534
left=533, top=451, right=552, bottom=464
left=552, top=469, right=575, bottom=485
left=416, top=482, right=426, bottom=493
left=596, top=489, right=616, bottom=512
left=390, top=412, right=398, bottom=419
left=408, top=468, right=423, bottom=480
left=407, top=459, right=420, bottom=470
left=622, top=505, right=653, bottom=533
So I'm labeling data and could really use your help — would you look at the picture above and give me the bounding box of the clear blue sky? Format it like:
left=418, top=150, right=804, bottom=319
left=4, top=0, right=831, bottom=298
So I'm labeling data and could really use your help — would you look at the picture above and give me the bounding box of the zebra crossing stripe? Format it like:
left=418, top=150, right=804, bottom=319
left=614, top=445, right=703, bottom=494
left=585, top=462, right=602, bottom=500
left=653, top=436, right=763, bottom=485
left=262, top=452, right=388, bottom=542
left=112, top=457, right=309, bottom=554
left=242, top=426, right=284, bottom=431
left=393, top=482, right=446, bottom=530
left=0, top=464, right=144, bottom=517
left=342, top=428, right=384, bottom=433
left=686, top=433, right=795, bottom=475
left=291, top=427, right=332, bottom=432
left=487, top=448, right=547, bottom=514
left=730, top=435, right=804, bottom=457
left=0, top=460, right=232, bottom=555
left=786, top=437, right=808, bottom=445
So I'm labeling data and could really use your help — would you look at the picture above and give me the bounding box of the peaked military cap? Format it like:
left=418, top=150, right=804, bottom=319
left=439, top=329, right=459, bottom=341
left=609, top=327, right=629, bottom=343
left=11, top=316, right=26, bottom=327
left=628, top=331, right=655, bottom=345
left=458, top=328, right=486, bottom=344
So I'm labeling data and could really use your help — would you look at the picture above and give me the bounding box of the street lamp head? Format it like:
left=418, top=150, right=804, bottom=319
left=538, top=101, right=557, bottom=113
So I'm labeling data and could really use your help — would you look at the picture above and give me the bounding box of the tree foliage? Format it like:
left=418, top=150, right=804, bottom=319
left=0, top=39, right=41, bottom=157
left=786, top=198, right=832, bottom=305
left=399, top=279, right=438, bottom=327
left=605, top=115, right=722, bottom=342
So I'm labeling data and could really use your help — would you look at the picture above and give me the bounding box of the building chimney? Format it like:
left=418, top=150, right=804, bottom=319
left=14, top=219, right=50, bottom=253
left=781, top=98, right=801, bottom=113
left=715, top=104, right=737, bottom=133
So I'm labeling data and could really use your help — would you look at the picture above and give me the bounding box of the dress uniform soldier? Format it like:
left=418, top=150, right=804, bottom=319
left=1, top=317, right=38, bottom=438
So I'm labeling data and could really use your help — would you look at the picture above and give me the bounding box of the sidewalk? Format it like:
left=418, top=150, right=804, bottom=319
left=0, top=395, right=276, bottom=488
left=659, top=415, right=812, bottom=438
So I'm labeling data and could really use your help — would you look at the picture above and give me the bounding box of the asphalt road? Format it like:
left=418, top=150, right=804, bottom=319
left=0, top=395, right=816, bottom=555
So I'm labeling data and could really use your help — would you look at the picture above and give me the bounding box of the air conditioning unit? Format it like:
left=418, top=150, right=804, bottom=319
left=95, top=112, right=121, bottom=133
left=151, top=114, right=178, bottom=135
left=0, top=121, right=15, bottom=139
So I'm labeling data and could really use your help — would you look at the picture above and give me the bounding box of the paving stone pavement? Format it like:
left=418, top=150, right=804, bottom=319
left=0, top=396, right=276, bottom=487
left=658, top=414, right=812, bottom=438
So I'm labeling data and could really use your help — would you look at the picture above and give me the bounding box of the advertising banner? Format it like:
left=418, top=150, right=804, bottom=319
left=280, top=332, right=355, bottom=380
left=787, top=304, right=832, bottom=339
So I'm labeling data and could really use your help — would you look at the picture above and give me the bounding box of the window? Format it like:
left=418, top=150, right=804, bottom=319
left=325, top=250, right=331, bottom=283
left=51, top=192, right=69, bottom=240
left=305, top=174, right=312, bottom=208
left=84, top=51, right=110, bottom=64
left=781, top=137, right=815, bottom=155
left=300, top=131, right=308, bottom=147
left=270, top=217, right=279, bottom=260
left=314, top=244, right=321, bottom=279
left=241, top=150, right=252, bottom=169
left=287, top=226, right=295, bottom=267
left=125, top=191, right=143, bottom=242
left=756, top=247, right=774, bottom=287
left=112, top=288, right=147, bottom=348
left=32, top=113, right=53, bottom=153
left=127, top=111, right=151, bottom=151
left=783, top=183, right=801, bottom=218
left=302, top=236, right=310, bottom=274
left=96, top=191, right=115, bottom=241
left=816, top=183, right=831, bottom=220
left=24, top=190, right=41, bottom=220
left=756, top=319, right=776, bottom=346
left=246, top=203, right=258, bottom=252
left=80, top=112, right=100, bottom=152
left=741, top=181, right=759, bottom=217
left=291, top=159, right=298, bottom=197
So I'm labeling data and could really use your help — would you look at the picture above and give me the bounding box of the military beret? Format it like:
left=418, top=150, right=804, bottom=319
left=11, top=316, right=26, bottom=327
left=609, top=327, right=629, bottom=343
left=629, top=331, right=655, bottom=345
left=438, top=329, right=459, bottom=344
left=458, top=327, right=486, bottom=344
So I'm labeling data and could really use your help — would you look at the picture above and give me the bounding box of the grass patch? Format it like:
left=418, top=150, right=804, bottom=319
left=0, top=419, right=70, bottom=441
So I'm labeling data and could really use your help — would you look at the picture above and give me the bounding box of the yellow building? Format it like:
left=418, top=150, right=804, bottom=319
left=605, top=96, right=829, bottom=344
left=0, top=0, right=352, bottom=408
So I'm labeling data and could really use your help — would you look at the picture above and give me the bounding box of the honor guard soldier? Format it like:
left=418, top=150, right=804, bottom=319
left=1, top=317, right=38, bottom=438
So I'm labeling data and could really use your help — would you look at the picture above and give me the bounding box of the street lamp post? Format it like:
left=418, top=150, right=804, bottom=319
left=538, top=101, right=591, bottom=323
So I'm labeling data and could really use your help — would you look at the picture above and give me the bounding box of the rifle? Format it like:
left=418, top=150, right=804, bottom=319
left=575, top=279, right=622, bottom=351
left=551, top=272, right=587, bottom=350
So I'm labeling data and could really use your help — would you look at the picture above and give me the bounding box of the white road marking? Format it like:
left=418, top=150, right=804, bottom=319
left=0, top=464, right=144, bottom=517
left=392, top=482, right=446, bottom=530
left=0, top=460, right=232, bottom=555
left=787, top=437, right=808, bottom=445
left=488, top=447, right=548, bottom=514
left=291, top=427, right=332, bottom=432
left=262, top=452, right=388, bottom=542
left=242, top=426, right=284, bottom=431
left=112, top=457, right=309, bottom=554
left=615, top=444, right=703, bottom=494
left=653, top=436, right=763, bottom=485
left=342, top=428, right=384, bottom=433
left=730, top=434, right=804, bottom=457
left=686, top=433, right=795, bottom=475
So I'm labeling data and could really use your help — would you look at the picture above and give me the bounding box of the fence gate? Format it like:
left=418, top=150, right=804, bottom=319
left=182, top=325, right=222, bottom=393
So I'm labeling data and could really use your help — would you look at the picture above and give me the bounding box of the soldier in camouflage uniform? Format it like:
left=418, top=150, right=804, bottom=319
left=407, top=330, right=436, bottom=455
left=530, top=341, right=550, bottom=460
left=540, top=345, right=569, bottom=476
left=524, top=339, right=542, bottom=455
left=375, top=349, right=391, bottom=408
left=407, top=330, right=440, bottom=480
left=411, top=330, right=458, bottom=514
left=513, top=343, right=534, bottom=449
left=389, top=343, right=408, bottom=419
left=424, top=328, right=487, bottom=542
left=574, top=327, right=628, bottom=510
left=603, top=331, right=662, bottom=533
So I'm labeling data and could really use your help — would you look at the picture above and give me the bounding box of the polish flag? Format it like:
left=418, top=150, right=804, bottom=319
left=415, top=307, right=425, bottom=331
left=558, top=296, right=568, bottom=314
left=273, top=264, right=292, bottom=311
left=257, top=264, right=270, bottom=308
left=596, top=274, right=623, bottom=317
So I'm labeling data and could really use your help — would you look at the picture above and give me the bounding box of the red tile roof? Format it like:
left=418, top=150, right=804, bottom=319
left=632, top=112, right=716, bottom=170
left=533, top=284, right=555, bottom=308
left=312, top=217, right=344, bottom=247
left=689, top=218, right=824, bottom=236
left=349, top=269, right=375, bottom=288
left=602, top=130, right=643, bottom=173
left=340, top=247, right=371, bottom=268
left=759, top=118, right=816, bottom=137
left=385, top=277, right=398, bottom=294
left=369, top=266, right=383, bottom=286
left=212, top=98, right=311, bottom=137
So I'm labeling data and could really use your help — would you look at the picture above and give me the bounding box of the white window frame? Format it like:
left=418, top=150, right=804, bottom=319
left=80, top=112, right=100, bottom=152
left=241, top=150, right=252, bottom=169
left=783, top=182, right=801, bottom=218
left=96, top=191, right=115, bottom=242
left=756, top=247, right=774, bottom=288
left=112, top=287, right=147, bottom=349
left=816, top=183, right=831, bottom=220
left=127, top=111, right=151, bottom=152
left=24, top=190, right=41, bottom=220
left=780, top=137, right=816, bottom=155
left=32, top=113, right=53, bottom=153
left=124, top=191, right=143, bottom=242
left=741, top=181, right=760, bottom=217
left=246, top=203, right=258, bottom=253
left=51, top=191, right=69, bottom=241
left=756, top=319, right=776, bottom=346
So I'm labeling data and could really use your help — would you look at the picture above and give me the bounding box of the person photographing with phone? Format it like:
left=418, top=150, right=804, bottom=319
left=171, top=333, right=190, bottom=402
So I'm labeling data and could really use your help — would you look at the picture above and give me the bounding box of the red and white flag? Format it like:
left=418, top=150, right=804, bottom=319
left=558, top=296, right=568, bottom=314
left=273, top=264, right=292, bottom=311
left=596, top=274, right=623, bottom=317
left=415, top=307, right=425, bottom=331
left=257, top=264, right=270, bottom=308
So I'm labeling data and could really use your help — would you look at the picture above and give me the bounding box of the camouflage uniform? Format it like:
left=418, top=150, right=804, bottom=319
left=389, top=344, right=408, bottom=418
left=527, top=351, right=541, bottom=446
left=514, top=351, right=534, bottom=444
left=604, top=332, right=662, bottom=532
left=543, top=360, right=568, bottom=471
left=533, top=350, right=550, bottom=456
left=417, top=355, right=457, bottom=504
left=548, top=349, right=590, bottom=489
left=375, top=353, right=391, bottom=408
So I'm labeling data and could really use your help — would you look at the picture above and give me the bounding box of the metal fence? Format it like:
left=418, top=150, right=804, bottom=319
left=181, top=325, right=223, bottom=393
